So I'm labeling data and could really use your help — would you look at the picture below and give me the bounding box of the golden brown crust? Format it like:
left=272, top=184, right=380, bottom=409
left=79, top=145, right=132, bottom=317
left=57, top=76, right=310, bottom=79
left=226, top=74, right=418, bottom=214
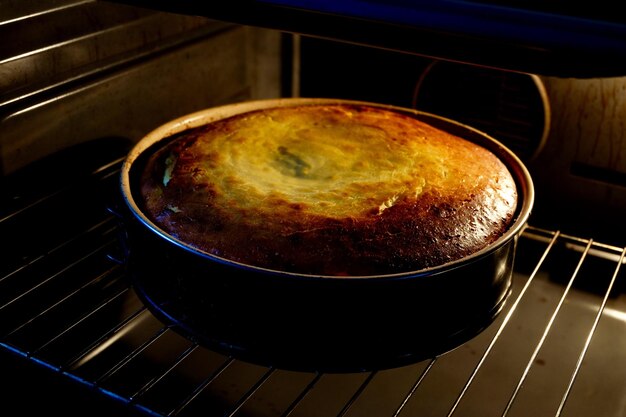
left=139, top=103, right=518, bottom=275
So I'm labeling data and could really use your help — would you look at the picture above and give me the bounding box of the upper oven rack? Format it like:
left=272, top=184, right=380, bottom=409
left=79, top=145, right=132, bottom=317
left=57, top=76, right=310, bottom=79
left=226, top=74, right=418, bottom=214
left=1, top=141, right=625, bottom=417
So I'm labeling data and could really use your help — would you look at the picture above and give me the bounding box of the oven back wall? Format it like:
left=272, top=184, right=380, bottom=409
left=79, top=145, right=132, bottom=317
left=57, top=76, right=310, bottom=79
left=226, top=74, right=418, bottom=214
left=0, top=0, right=283, bottom=176
left=298, top=36, right=626, bottom=245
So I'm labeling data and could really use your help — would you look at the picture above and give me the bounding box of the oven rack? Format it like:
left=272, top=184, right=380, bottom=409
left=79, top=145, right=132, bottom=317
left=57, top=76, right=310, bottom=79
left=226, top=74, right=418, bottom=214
left=1, top=144, right=625, bottom=417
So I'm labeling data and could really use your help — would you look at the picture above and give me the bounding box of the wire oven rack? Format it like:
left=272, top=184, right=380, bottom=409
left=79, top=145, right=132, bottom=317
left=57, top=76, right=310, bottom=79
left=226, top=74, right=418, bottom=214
left=1, top=141, right=625, bottom=417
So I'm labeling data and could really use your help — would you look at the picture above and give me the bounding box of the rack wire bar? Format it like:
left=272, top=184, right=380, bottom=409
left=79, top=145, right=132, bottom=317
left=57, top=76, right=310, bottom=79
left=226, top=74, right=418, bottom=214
left=392, top=357, right=438, bottom=417
left=0, top=217, right=117, bottom=284
left=445, top=230, right=561, bottom=417
left=130, top=341, right=200, bottom=403
left=3, top=149, right=626, bottom=417
left=225, top=367, right=277, bottom=417
left=281, top=372, right=324, bottom=417
left=336, top=371, right=379, bottom=417
left=168, top=356, right=236, bottom=416
left=61, top=299, right=148, bottom=370
left=500, top=238, right=593, bottom=416
left=554, top=246, right=626, bottom=417
left=95, top=324, right=171, bottom=385
left=3, top=241, right=120, bottom=333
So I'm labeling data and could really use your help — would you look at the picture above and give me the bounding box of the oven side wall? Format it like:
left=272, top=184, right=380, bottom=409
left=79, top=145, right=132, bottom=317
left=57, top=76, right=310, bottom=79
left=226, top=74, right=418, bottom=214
left=0, top=1, right=284, bottom=176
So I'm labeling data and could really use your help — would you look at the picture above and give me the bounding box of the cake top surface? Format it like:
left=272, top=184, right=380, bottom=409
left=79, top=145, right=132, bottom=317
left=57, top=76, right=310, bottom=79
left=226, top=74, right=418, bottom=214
left=138, top=103, right=519, bottom=276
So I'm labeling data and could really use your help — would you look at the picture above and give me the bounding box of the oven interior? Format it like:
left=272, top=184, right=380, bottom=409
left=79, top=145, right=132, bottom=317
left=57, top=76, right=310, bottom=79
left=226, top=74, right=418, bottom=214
left=2, top=1, right=626, bottom=416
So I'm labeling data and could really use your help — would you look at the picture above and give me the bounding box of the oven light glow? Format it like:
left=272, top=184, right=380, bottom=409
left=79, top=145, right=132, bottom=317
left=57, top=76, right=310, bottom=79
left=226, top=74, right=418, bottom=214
left=602, top=306, right=626, bottom=324
left=69, top=314, right=148, bottom=370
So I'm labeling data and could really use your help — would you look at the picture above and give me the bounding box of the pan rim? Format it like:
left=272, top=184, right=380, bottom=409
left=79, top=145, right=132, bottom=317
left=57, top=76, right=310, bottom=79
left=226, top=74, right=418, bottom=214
left=120, top=97, right=535, bottom=281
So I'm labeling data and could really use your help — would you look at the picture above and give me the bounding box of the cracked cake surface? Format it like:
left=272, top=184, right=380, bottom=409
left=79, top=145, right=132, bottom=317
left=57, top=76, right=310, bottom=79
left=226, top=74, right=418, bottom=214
left=138, top=103, right=518, bottom=276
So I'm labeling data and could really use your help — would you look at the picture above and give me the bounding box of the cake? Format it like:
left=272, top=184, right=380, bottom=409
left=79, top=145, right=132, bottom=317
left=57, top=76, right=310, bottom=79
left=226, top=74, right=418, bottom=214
left=138, top=103, right=518, bottom=276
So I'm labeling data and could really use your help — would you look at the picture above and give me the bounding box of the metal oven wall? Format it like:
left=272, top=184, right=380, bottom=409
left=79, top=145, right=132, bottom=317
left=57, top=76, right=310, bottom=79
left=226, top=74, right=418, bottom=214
left=0, top=0, right=283, bottom=176
left=1, top=1, right=283, bottom=414
left=297, top=37, right=626, bottom=245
